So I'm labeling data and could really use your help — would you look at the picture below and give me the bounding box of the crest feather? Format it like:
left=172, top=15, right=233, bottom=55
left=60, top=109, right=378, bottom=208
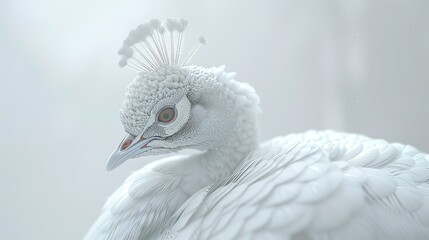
left=118, top=18, right=207, bottom=72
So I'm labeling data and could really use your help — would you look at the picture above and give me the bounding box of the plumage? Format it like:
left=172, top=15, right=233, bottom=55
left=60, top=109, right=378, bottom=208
left=85, top=18, right=429, bottom=240
left=161, top=132, right=429, bottom=240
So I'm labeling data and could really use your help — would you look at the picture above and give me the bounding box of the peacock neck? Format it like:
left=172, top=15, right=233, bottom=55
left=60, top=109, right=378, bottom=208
left=195, top=69, right=261, bottom=182
left=200, top=130, right=259, bottom=181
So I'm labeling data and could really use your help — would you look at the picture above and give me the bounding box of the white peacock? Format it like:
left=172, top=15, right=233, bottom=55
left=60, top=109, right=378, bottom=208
left=85, top=18, right=429, bottom=240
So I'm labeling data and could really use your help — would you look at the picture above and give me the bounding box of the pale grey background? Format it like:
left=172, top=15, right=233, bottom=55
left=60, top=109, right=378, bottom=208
left=0, top=0, right=428, bottom=239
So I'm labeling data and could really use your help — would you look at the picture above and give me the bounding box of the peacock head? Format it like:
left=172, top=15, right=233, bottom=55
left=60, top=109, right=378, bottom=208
left=107, top=18, right=259, bottom=171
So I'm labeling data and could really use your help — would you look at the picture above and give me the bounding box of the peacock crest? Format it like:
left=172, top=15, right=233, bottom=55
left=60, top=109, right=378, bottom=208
left=117, top=18, right=207, bottom=73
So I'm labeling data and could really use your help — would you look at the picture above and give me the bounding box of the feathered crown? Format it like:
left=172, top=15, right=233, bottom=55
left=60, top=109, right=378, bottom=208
left=117, top=18, right=207, bottom=72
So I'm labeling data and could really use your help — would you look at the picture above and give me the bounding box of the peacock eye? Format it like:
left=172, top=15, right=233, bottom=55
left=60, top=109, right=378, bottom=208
left=157, top=107, right=176, bottom=123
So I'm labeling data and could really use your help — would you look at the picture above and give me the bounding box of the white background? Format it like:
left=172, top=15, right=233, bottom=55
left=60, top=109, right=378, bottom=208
left=0, top=0, right=428, bottom=239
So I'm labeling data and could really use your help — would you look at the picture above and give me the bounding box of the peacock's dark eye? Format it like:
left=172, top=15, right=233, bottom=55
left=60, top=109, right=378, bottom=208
left=158, top=107, right=176, bottom=123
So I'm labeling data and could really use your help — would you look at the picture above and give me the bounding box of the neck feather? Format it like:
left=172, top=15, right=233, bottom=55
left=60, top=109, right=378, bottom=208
left=192, top=66, right=261, bottom=181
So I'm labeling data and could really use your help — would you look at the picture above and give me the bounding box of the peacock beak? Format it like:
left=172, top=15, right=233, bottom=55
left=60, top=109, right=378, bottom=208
left=106, top=133, right=162, bottom=171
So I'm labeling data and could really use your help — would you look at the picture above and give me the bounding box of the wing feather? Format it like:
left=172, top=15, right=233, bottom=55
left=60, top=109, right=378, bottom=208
left=85, top=155, right=190, bottom=240
left=164, top=131, right=429, bottom=240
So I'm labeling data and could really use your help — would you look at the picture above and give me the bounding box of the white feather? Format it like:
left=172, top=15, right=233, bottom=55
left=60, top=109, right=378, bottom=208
left=87, top=28, right=429, bottom=239
left=162, top=131, right=429, bottom=240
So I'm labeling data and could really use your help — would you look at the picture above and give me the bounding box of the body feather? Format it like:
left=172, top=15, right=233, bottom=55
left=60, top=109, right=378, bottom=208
left=87, top=130, right=429, bottom=240
left=162, top=130, right=429, bottom=240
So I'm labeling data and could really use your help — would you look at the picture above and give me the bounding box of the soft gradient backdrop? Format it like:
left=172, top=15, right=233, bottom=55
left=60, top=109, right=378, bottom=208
left=1, top=0, right=428, bottom=239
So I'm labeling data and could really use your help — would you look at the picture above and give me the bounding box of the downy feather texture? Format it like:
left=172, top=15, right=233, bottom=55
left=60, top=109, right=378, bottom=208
left=85, top=18, right=429, bottom=240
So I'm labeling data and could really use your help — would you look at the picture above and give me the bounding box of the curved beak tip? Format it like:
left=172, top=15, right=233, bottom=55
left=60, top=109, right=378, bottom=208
left=105, top=134, right=160, bottom=172
left=105, top=162, right=116, bottom=172
left=106, top=152, right=126, bottom=172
